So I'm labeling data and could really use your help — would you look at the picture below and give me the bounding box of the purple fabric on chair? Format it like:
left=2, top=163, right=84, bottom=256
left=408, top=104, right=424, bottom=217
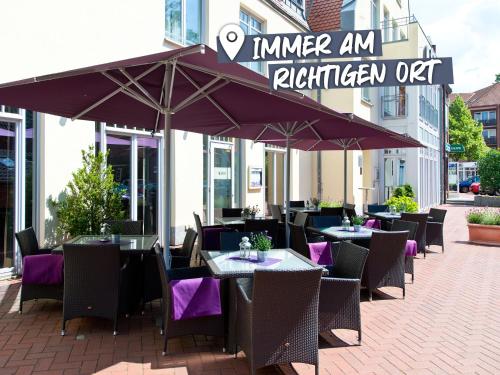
left=22, top=254, right=64, bottom=285
left=169, top=277, right=222, bottom=321
left=363, top=219, right=381, bottom=229
left=202, top=227, right=231, bottom=250
left=405, top=240, right=418, bottom=257
left=308, top=242, right=333, bottom=266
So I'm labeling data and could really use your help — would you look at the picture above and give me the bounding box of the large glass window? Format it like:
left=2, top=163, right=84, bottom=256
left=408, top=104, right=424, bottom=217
left=25, top=111, right=34, bottom=229
left=370, top=0, right=379, bottom=29
left=165, top=0, right=202, bottom=45
left=137, top=136, right=158, bottom=234
left=383, top=86, right=406, bottom=118
left=240, top=10, right=264, bottom=74
left=474, top=111, right=497, bottom=126
left=107, top=134, right=131, bottom=218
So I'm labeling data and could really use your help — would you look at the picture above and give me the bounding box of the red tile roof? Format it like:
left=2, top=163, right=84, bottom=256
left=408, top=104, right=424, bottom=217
left=451, top=82, right=500, bottom=108
left=305, top=0, right=343, bottom=32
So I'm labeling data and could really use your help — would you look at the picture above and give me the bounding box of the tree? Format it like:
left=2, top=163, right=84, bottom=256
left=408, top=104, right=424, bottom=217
left=478, top=149, right=500, bottom=195
left=448, top=96, right=489, bottom=161
left=51, top=146, right=125, bottom=237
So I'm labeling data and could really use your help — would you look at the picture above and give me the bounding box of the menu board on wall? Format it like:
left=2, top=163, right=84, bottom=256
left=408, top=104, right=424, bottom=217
left=248, top=167, right=263, bottom=190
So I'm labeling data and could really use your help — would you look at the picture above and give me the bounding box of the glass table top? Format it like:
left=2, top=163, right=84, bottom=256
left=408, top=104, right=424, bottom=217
left=201, top=249, right=325, bottom=278
left=215, top=216, right=268, bottom=226
left=53, top=235, right=158, bottom=253
left=310, top=226, right=378, bottom=240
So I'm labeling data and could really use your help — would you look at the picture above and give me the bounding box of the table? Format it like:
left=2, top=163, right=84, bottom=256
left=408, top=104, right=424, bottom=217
left=365, top=212, right=434, bottom=221
left=288, top=207, right=321, bottom=214
left=308, top=226, right=379, bottom=241
left=52, top=235, right=158, bottom=255
left=201, top=248, right=326, bottom=278
left=201, top=248, right=326, bottom=354
left=215, top=216, right=268, bottom=226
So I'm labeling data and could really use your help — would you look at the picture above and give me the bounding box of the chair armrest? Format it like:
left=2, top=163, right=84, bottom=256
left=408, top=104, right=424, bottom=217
left=166, top=266, right=212, bottom=281
left=202, top=225, right=225, bottom=230
left=307, top=234, right=325, bottom=243
left=320, top=278, right=360, bottom=304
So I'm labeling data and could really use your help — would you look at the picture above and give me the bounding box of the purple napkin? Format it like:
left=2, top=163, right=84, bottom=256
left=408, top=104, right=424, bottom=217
left=363, top=219, right=381, bottom=229
left=405, top=240, right=417, bottom=257
left=169, top=277, right=222, bottom=321
left=308, top=242, right=333, bottom=266
left=227, top=256, right=282, bottom=267
left=22, top=254, right=64, bottom=285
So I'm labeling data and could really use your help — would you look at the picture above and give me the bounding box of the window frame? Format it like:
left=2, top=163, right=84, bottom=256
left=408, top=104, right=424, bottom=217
left=240, top=9, right=265, bottom=74
left=165, top=0, right=203, bottom=46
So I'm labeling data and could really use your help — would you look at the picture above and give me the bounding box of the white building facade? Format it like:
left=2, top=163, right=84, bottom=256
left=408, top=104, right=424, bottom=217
left=0, top=0, right=314, bottom=274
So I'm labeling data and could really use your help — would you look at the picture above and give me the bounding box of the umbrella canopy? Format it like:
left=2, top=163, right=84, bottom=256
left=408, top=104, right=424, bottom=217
left=0, top=44, right=422, bottom=248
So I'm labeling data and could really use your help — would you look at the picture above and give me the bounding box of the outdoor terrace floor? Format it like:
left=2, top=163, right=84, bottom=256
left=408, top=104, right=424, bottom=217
left=0, top=205, right=499, bottom=375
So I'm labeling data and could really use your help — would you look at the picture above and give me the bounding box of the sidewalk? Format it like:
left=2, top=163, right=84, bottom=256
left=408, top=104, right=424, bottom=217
left=0, top=205, right=499, bottom=375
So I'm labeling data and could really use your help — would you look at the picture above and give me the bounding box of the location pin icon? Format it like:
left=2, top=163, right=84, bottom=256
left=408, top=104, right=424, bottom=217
left=219, top=24, right=245, bottom=61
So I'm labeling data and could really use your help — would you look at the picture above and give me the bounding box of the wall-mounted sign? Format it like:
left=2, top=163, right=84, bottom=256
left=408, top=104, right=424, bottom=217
left=214, top=167, right=231, bottom=180
left=445, top=143, right=451, bottom=153
left=449, top=144, right=465, bottom=153
left=248, top=167, right=263, bottom=190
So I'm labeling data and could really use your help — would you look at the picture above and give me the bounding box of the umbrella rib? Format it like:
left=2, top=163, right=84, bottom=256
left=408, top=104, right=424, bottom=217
left=119, top=68, right=163, bottom=109
left=176, top=66, right=240, bottom=129
left=172, top=76, right=222, bottom=113
left=71, top=62, right=163, bottom=121
left=214, top=125, right=237, bottom=137
left=307, top=140, right=322, bottom=151
left=154, top=63, right=170, bottom=133
left=102, top=71, right=164, bottom=113
left=175, top=81, right=230, bottom=113
left=254, top=126, right=269, bottom=142
left=167, top=60, right=177, bottom=110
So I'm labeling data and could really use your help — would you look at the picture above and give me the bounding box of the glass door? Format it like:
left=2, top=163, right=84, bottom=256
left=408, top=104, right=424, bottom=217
left=0, top=121, right=15, bottom=269
left=210, top=142, right=233, bottom=223
left=265, top=150, right=285, bottom=214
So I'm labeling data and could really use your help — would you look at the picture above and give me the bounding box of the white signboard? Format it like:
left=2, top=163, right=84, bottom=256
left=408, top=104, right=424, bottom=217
left=214, top=167, right=230, bottom=180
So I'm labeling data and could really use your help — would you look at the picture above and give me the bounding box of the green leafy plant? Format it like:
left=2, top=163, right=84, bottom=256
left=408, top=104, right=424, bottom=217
left=466, top=208, right=500, bottom=226
left=449, top=96, right=489, bottom=161
left=318, top=200, right=342, bottom=208
left=393, top=184, right=415, bottom=198
left=310, top=197, right=320, bottom=207
left=385, top=196, right=418, bottom=213
left=251, top=233, right=272, bottom=252
left=478, top=149, right=500, bottom=194
left=50, top=146, right=125, bottom=237
left=351, top=216, right=364, bottom=226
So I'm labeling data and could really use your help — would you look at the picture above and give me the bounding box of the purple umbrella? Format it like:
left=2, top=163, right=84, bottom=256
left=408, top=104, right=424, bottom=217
left=0, top=44, right=422, bottom=247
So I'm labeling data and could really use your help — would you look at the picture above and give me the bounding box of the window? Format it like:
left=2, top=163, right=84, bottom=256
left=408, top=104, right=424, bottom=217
left=382, top=86, right=407, bottom=118
left=383, top=9, right=390, bottom=41
left=474, top=111, right=497, bottom=126
left=482, top=128, right=497, bottom=145
left=362, top=87, right=371, bottom=102
left=165, top=0, right=202, bottom=45
left=283, top=0, right=305, bottom=17
left=240, top=10, right=264, bottom=74
left=370, top=0, right=379, bottom=29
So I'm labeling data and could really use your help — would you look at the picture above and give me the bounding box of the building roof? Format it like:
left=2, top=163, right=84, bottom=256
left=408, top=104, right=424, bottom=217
left=305, top=0, right=342, bottom=32
left=451, top=82, right=500, bottom=108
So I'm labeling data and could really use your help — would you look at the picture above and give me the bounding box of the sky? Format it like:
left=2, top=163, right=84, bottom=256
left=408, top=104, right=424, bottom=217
left=409, top=0, right=500, bottom=93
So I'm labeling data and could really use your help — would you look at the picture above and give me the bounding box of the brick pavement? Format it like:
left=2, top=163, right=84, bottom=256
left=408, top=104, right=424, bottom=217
left=0, top=205, right=498, bottom=375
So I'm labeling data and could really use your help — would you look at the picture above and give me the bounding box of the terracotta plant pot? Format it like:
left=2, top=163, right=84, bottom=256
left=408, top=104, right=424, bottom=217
left=467, top=224, right=500, bottom=245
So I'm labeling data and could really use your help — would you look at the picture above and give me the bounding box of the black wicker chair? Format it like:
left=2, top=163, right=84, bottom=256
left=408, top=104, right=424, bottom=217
left=320, top=207, right=343, bottom=217
left=270, top=204, right=284, bottom=222
left=310, top=215, right=342, bottom=228
left=293, top=211, right=308, bottom=226
left=15, top=227, right=62, bottom=313
left=401, top=213, right=429, bottom=257
left=222, top=208, right=243, bottom=218
left=15, top=227, right=53, bottom=257
left=104, top=220, right=143, bottom=235
left=426, top=208, right=447, bottom=252
left=155, top=245, right=225, bottom=355
left=171, top=228, right=198, bottom=268
left=290, top=223, right=311, bottom=258
left=344, top=205, right=357, bottom=222
left=220, top=231, right=265, bottom=251
left=61, top=243, right=121, bottom=336
left=367, top=204, right=388, bottom=213
left=235, top=269, right=323, bottom=375
left=244, top=219, right=278, bottom=247
left=362, top=231, right=409, bottom=301
left=319, top=241, right=369, bottom=343
left=193, top=212, right=225, bottom=264
left=390, top=220, right=419, bottom=283
left=289, top=200, right=305, bottom=208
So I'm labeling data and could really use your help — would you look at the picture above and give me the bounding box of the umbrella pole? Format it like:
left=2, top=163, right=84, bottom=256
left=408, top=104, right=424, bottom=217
left=343, top=147, right=347, bottom=206
left=163, top=64, right=173, bottom=262
left=285, top=135, right=291, bottom=248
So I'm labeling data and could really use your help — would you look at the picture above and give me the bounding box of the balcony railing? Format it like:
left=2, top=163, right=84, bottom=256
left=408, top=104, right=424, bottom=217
left=478, top=118, right=497, bottom=127
left=282, top=0, right=305, bottom=18
left=380, top=16, right=416, bottom=43
left=0, top=105, right=20, bottom=114
left=382, top=94, right=408, bottom=119
left=419, top=95, right=439, bottom=128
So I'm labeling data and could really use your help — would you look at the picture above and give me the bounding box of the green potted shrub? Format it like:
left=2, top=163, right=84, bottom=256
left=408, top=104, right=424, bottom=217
left=466, top=208, right=500, bottom=245
left=351, top=216, right=364, bottom=232
left=251, top=233, right=272, bottom=262
left=385, top=185, right=418, bottom=213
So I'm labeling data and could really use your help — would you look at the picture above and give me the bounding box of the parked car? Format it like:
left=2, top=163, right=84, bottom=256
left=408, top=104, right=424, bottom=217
left=470, top=182, right=481, bottom=195
left=459, top=176, right=480, bottom=193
